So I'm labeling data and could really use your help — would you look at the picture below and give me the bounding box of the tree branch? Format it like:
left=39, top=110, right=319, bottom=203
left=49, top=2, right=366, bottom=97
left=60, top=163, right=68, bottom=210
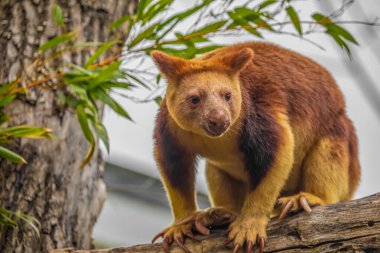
left=52, top=193, right=380, bottom=252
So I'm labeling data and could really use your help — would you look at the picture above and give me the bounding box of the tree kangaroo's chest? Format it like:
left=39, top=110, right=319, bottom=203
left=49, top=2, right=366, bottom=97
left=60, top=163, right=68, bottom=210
left=179, top=130, right=249, bottom=182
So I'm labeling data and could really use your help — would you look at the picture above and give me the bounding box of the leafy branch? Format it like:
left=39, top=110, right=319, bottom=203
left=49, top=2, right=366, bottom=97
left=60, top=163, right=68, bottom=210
left=0, top=208, right=41, bottom=238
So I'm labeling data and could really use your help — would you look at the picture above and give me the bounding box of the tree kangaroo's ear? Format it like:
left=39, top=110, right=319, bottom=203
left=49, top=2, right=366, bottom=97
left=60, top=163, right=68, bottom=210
left=221, top=48, right=254, bottom=73
left=151, top=51, right=188, bottom=80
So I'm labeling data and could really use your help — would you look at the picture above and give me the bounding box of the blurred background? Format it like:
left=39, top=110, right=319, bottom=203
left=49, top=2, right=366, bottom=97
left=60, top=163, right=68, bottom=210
left=92, top=0, right=380, bottom=248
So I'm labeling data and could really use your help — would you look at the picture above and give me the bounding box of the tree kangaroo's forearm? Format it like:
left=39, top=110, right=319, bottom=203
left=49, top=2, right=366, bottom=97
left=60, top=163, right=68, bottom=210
left=154, top=146, right=197, bottom=221
left=160, top=175, right=197, bottom=221
left=242, top=113, right=295, bottom=216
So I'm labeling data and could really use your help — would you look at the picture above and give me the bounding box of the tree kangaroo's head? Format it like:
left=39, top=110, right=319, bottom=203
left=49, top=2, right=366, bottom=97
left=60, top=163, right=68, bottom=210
left=151, top=48, right=254, bottom=137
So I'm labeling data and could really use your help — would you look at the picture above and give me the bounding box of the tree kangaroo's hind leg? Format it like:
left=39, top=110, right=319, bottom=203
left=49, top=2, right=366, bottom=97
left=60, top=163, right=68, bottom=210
left=275, top=117, right=360, bottom=218
left=206, top=162, right=247, bottom=214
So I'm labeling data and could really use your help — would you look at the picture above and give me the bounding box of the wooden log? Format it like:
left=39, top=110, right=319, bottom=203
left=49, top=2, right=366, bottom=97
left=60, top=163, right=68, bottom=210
left=51, top=193, right=380, bottom=253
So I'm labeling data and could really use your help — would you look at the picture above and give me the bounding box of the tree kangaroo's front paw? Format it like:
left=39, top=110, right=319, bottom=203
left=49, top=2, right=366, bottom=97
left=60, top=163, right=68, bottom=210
left=177, top=207, right=237, bottom=235
left=227, top=214, right=268, bottom=253
left=151, top=222, right=194, bottom=253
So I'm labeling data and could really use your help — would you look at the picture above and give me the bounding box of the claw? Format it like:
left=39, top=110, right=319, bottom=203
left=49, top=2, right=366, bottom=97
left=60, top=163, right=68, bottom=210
left=175, top=236, right=191, bottom=253
left=246, top=240, right=253, bottom=253
left=279, top=201, right=294, bottom=219
left=300, top=196, right=312, bottom=213
left=185, top=232, right=200, bottom=241
left=151, top=231, right=165, bottom=243
left=195, top=219, right=210, bottom=235
left=233, top=243, right=241, bottom=253
left=163, top=237, right=170, bottom=253
left=225, top=238, right=233, bottom=248
left=259, top=238, right=265, bottom=253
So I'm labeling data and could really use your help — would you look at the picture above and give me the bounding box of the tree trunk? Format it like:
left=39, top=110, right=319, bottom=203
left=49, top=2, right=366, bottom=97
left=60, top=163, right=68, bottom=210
left=53, top=193, right=380, bottom=253
left=0, top=0, right=136, bottom=252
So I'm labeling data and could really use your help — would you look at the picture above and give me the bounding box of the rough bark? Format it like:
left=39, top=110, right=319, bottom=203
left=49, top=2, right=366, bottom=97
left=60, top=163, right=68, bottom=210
left=53, top=193, right=380, bottom=253
left=0, top=0, right=136, bottom=252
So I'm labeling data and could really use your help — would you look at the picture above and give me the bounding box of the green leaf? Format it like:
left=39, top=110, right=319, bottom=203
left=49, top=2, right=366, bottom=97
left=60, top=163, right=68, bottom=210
left=161, top=37, right=209, bottom=46
left=67, top=84, right=98, bottom=115
left=39, top=32, right=77, bottom=52
left=109, top=15, right=131, bottom=30
left=76, top=105, right=96, bottom=168
left=0, top=209, right=18, bottom=228
left=228, top=12, right=263, bottom=37
left=328, top=24, right=358, bottom=45
left=0, top=82, right=13, bottom=95
left=0, top=208, right=41, bottom=236
left=312, top=13, right=332, bottom=26
left=0, top=126, right=53, bottom=139
left=80, top=141, right=95, bottom=169
left=234, top=7, right=260, bottom=20
left=188, top=20, right=227, bottom=36
left=142, top=0, right=173, bottom=24
left=233, top=7, right=272, bottom=31
left=102, top=81, right=132, bottom=90
left=228, top=12, right=263, bottom=38
left=69, top=64, right=94, bottom=76
left=0, top=114, right=10, bottom=125
left=125, top=72, right=150, bottom=90
left=84, top=112, right=110, bottom=154
left=136, top=0, right=152, bottom=20
left=244, top=26, right=263, bottom=37
left=156, top=74, right=161, bottom=84
left=326, top=30, right=352, bottom=59
left=91, top=88, right=131, bottom=120
left=85, top=41, right=121, bottom=67
left=73, top=41, right=104, bottom=48
left=257, top=0, right=277, bottom=10
left=94, top=122, right=109, bottom=153
left=19, top=214, right=40, bottom=237
left=67, top=83, right=88, bottom=100
left=154, top=96, right=162, bottom=105
left=92, top=61, right=121, bottom=86
left=233, top=8, right=271, bottom=30
left=53, top=3, right=64, bottom=27
left=156, top=0, right=212, bottom=34
left=195, top=45, right=222, bottom=54
left=76, top=105, right=94, bottom=143
left=251, top=18, right=272, bottom=31
left=128, top=22, right=159, bottom=49
left=0, top=145, right=26, bottom=164
left=286, top=6, right=302, bottom=35
left=0, top=95, right=16, bottom=107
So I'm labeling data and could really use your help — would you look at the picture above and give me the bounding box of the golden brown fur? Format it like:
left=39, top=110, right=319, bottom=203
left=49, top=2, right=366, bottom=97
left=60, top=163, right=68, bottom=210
left=151, top=42, right=360, bottom=251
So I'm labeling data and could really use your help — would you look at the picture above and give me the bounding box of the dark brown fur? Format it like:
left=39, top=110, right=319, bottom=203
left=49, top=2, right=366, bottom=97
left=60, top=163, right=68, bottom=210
left=154, top=102, right=195, bottom=196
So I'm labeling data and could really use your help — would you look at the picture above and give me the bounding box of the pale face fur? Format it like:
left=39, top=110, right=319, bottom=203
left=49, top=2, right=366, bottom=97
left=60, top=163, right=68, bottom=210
left=151, top=48, right=254, bottom=137
left=166, top=72, right=242, bottom=138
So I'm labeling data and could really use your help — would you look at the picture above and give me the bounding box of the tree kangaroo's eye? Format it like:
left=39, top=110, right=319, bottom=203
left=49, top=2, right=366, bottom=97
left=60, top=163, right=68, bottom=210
left=190, top=96, right=200, bottom=105
left=225, top=93, right=232, bottom=101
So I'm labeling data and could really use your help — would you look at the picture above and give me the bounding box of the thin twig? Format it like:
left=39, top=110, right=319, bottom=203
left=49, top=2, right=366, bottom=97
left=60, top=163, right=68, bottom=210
left=269, top=19, right=380, bottom=27
left=13, top=72, right=65, bottom=93
left=87, top=54, right=121, bottom=69
left=270, top=30, right=326, bottom=50
left=110, top=90, right=156, bottom=104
